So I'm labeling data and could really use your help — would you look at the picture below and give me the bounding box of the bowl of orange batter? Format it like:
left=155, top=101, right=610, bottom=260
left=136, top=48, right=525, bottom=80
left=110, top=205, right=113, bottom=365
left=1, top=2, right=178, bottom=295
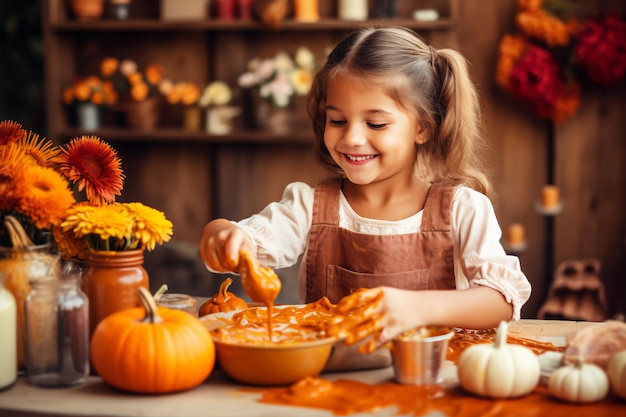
left=202, top=302, right=339, bottom=386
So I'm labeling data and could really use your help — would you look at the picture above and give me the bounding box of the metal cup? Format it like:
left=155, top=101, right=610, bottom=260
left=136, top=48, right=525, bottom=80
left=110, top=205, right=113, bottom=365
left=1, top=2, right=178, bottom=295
left=391, top=327, right=455, bottom=385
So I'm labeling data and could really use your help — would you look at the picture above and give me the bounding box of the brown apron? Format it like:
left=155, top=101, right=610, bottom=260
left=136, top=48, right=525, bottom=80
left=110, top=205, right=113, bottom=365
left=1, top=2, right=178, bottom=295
left=305, top=179, right=456, bottom=304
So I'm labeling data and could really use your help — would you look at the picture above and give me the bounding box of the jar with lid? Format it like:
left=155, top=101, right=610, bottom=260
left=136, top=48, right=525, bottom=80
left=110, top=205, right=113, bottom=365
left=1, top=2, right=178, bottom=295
left=0, top=271, right=17, bottom=391
left=156, top=293, right=198, bottom=317
left=25, top=262, right=89, bottom=387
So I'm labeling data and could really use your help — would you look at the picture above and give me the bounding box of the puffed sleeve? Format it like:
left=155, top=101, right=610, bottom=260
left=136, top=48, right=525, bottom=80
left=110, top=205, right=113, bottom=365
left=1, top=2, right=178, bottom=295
left=236, top=182, right=314, bottom=269
left=451, top=187, right=532, bottom=321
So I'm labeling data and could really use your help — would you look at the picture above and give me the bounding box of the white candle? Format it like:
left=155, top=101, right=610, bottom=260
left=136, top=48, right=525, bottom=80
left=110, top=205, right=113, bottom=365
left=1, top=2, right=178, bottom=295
left=0, top=273, right=17, bottom=390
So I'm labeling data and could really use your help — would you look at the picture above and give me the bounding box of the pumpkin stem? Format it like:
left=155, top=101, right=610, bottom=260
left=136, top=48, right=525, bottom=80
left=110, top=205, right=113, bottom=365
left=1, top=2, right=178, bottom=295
left=219, top=277, right=233, bottom=300
left=154, top=284, right=168, bottom=301
left=494, top=320, right=508, bottom=348
left=138, top=286, right=163, bottom=324
left=4, top=215, right=34, bottom=248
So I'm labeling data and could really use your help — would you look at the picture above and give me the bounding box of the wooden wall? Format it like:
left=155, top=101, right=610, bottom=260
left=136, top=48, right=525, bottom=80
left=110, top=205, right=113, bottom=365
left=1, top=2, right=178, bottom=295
left=134, top=0, right=625, bottom=318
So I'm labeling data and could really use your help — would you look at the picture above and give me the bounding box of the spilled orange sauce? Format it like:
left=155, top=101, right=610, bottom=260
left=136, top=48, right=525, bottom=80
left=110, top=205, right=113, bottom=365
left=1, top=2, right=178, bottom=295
left=253, top=381, right=625, bottom=417
left=244, top=327, right=621, bottom=416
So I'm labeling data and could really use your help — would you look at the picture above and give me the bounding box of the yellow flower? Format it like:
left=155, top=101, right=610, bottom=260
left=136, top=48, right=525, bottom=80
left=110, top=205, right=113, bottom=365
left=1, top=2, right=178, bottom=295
left=199, top=81, right=232, bottom=107
left=60, top=202, right=173, bottom=254
left=291, top=68, right=314, bottom=96
left=123, top=202, right=173, bottom=250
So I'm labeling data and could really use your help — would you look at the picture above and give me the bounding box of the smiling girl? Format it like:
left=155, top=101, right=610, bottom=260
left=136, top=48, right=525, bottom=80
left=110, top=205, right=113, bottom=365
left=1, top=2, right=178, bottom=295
left=199, top=27, right=531, bottom=348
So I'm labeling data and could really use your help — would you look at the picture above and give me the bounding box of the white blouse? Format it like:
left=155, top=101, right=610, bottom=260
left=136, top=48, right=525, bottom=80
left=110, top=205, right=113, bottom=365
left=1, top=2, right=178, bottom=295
left=235, top=182, right=531, bottom=320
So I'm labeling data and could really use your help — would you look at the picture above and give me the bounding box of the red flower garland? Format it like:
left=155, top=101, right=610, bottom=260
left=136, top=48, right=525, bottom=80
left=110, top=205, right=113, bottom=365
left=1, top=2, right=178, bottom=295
left=574, top=16, right=626, bottom=86
left=495, top=0, right=624, bottom=123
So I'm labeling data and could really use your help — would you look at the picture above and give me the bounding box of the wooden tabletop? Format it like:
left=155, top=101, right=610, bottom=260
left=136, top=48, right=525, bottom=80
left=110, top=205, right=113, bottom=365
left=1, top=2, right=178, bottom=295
left=0, top=320, right=613, bottom=417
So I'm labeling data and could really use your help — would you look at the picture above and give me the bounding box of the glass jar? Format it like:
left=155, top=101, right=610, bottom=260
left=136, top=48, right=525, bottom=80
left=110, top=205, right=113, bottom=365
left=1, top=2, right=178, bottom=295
left=25, top=263, right=89, bottom=387
left=0, top=271, right=17, bottom=391
left=156, top=293, right=198, bottom=317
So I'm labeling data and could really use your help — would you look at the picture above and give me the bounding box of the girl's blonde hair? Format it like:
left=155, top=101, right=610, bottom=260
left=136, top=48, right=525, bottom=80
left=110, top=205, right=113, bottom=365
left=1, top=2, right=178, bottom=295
left=307, top=26, right=492, bottom=196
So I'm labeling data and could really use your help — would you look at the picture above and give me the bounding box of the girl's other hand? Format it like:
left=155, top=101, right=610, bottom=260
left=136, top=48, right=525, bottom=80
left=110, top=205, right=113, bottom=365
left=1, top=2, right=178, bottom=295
left=328, top=288, right=386, bottom=353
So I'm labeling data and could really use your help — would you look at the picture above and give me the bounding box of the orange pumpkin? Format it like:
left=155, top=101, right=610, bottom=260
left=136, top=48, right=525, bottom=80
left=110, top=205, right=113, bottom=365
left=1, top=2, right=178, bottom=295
left=199, top=277, right=248, bottom=316
left=90, top=287, right=215, bottom=393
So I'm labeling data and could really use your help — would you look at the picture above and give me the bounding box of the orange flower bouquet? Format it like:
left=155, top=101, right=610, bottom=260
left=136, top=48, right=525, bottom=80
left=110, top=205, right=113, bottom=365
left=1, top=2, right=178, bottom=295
left=101, top=57, right=164, bottom=102
left=0, top=119, right=173, bottom=259
left=62, top=76, right=118, bottom=107
left=100, top=57, right=165, bottom=129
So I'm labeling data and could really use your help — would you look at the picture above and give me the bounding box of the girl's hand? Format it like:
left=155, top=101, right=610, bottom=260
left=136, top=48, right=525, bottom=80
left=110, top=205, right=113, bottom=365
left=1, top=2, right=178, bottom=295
left=199, top=219, right=255, bottom=273
left=328, top=287, right=426, bottom=353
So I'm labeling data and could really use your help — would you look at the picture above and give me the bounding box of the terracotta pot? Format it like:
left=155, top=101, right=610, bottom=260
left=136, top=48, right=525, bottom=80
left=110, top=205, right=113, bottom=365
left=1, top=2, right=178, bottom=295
left=81, top=249, right=149, bottom=338
left=119, top=97, right=161, bottom=130
left=69, top=0, right=106, bottom=21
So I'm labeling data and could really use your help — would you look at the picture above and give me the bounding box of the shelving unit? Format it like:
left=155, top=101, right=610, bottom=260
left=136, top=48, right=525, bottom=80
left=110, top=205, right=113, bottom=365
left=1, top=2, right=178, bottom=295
left=43, top=0, right=458, bottom=145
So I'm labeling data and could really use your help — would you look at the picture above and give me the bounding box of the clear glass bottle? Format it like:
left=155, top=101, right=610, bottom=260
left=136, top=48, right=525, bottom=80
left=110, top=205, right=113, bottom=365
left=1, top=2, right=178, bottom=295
left=156, top=293, right=198, bottom=317
left=0, top=271, right=17, bottom=391
left=25, top=262, right=89, bottom=387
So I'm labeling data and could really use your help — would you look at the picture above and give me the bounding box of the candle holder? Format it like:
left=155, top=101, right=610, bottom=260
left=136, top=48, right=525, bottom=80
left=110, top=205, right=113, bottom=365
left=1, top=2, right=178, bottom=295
left=534, top=200, right=563, bottom=216
left=502, top=240, right=528, bottom=254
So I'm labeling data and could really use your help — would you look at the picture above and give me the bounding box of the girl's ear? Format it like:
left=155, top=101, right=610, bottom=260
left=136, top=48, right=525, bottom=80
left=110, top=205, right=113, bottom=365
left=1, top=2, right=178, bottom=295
left=415, top=126, right=430, bottom=145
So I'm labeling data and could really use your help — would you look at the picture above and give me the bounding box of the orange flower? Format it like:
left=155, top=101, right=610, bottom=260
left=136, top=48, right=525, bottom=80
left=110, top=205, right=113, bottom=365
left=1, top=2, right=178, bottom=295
left=145, top=64, right=164, bottom=85
left=15, top=130, right=59, bottom=168
left=101, top=57, right=119, bottom=78
left=74, top=81, right=91, bottom=101
left=0, top=120, right=24, bottom=146
left=56, top=135, right=124, bottom=206
left=516, top=9, right=571, bottom=47
left=0, top=145, right=28, bottom=211
left=131, top=83, right=149, bottom=101
left=495, top=35, right=528, bottom=92
left=17, top=165, right=76, bottom=229
left=518, top=0, right=542, bottom=12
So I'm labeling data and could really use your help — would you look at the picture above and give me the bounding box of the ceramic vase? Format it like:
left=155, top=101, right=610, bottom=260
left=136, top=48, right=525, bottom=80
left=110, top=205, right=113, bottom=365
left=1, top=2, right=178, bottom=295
left=81, top=249, right=149, bottom=338
left=75, top=102, right=101, bottom=132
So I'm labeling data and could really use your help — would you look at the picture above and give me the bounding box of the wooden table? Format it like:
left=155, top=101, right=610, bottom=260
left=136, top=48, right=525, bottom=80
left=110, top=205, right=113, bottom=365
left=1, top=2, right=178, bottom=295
left=0, top=320, right=622, bottom=417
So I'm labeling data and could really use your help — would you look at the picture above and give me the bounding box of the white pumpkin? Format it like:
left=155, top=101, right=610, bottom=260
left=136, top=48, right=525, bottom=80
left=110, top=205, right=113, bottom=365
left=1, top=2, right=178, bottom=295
left=548, top=357, right=609, bottom=403
left=607, top=350, right=626, bottom=400
left=457, top=320, right=540, bottom=398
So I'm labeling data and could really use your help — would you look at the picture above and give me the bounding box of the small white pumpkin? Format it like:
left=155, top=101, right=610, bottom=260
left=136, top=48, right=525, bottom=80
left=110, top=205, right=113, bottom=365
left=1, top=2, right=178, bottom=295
left=607, top=350, right=626, bottom=400
left=457, top=320, right=540, bottom=398
left=548, top=357, right=609, bottom=403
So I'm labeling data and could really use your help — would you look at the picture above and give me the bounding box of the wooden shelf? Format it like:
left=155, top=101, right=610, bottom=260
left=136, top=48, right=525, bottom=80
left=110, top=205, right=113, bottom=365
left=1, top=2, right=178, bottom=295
left=49, top=18, right=457, bottom=32
left=56, top=127, right=315, bottom=145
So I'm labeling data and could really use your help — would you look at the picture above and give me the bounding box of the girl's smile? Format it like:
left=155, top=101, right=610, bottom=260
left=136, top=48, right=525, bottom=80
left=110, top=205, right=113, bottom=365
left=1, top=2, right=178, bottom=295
left=343, top=153, right=379, bottom=164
